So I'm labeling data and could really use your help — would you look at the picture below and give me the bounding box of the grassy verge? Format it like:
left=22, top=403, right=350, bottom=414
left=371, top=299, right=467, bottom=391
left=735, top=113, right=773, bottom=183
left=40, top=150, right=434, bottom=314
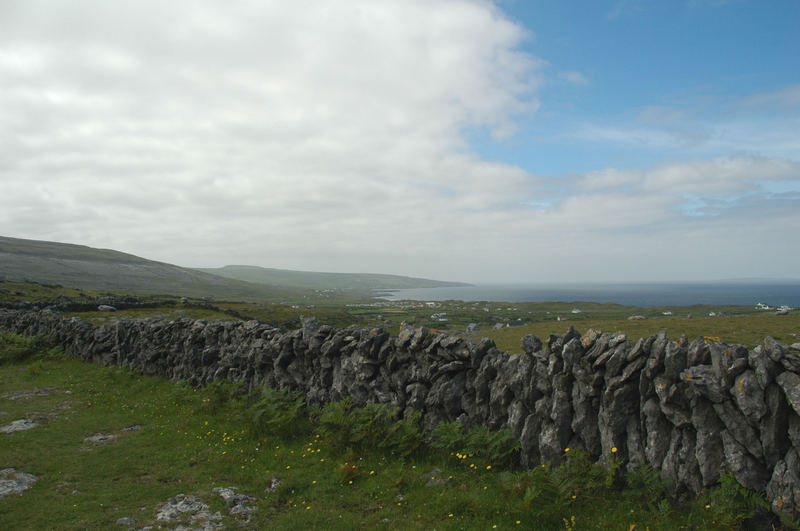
left=1, top=333, right=785, bottom=529
left=478, top=313, right=800, bottom=354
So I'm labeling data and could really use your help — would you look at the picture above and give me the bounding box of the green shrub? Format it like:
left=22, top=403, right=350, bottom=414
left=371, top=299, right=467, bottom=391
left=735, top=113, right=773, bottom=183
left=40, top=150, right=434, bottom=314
left=430, top=420, right=520, bottom=467
left=248, top=386, right=306, bottom=439
left=199, top=379, right=245, bottom=413
left=318, top=399, right=423, bottom=456
left=0, top=333, right=59, bottom=364
left=27, top=359, right=44, bottom=376
left=624, top=463, right=667, bottom=510
left=378, top=409, right=424, bottom=457
left=697, top=473, right=770, bottom=528
left=498, top=466, right=570, bottom=527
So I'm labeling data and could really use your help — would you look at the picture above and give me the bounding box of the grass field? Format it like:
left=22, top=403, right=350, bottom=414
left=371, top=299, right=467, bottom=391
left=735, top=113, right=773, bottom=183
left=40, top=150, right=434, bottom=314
left=478, top=312, right=800, bottom=354
left=0, top=334, right=783, bottom=530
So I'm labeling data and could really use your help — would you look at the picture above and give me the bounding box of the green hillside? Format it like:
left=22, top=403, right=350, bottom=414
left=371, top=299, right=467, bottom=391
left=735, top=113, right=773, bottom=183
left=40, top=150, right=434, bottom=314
left=195, top=264, right=471, bottom=290
left=0, top=236, right=311, bottom=302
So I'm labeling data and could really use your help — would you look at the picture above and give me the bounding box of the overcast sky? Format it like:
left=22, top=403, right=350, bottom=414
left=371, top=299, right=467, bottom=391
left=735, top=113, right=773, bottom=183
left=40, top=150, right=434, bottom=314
left=1, top=0, right=798, bottom=283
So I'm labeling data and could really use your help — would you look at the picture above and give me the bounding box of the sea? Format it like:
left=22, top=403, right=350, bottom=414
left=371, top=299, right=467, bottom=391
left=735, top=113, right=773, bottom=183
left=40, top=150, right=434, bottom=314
left=376, top=282, right=800, bottom=308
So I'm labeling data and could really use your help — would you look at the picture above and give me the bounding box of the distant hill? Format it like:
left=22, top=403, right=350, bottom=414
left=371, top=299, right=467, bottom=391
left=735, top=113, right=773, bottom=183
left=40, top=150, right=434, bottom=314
left=194, top=265, right=471, bottom=290
left=0, top=236, right=303, bottom=301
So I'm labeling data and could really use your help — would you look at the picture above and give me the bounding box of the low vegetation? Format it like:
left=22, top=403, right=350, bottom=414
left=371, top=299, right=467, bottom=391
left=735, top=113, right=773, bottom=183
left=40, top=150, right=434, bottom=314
left=480, top=312, right=800, bottom=354
left=4, top=280, right=798, bottom=350
left=1, top=333, right=785, bottom=529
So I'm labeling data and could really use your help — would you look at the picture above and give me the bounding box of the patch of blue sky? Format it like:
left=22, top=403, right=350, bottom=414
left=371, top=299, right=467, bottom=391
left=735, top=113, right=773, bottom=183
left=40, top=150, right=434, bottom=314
left=761, top=180, right=800, bottom=196
left=468, top=1, right=800, bottom=177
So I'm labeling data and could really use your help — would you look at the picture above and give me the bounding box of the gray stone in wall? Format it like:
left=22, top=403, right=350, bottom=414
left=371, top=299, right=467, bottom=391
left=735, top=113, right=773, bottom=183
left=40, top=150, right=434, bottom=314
left=538, top=420, right=563, bottom=466
left=788, top=412, right=800, bottom=450
left=654, top=376, right=692, bottom=428
left=643, top=397, right=671, bottom=468
left=532, top=353, right=552, bottom=397
left=691, top=397, right=726, bottom=487
left=730, top=370, right=767, bottom=426
left=776, top=371, right=800, bottom=417
left=425, top=371, right=468, bottom=424
left=521, top=334, right=542, bottom=355
left=663, top=338, right=688, bottom=382
left=749, top=343, right=782, bottom=389
left=766, top=448, right=800, bottom=515
left=561, top=337, right=583, bottom=373
left=496, top=353, right=533, bottom=407
left=585, top=332, right=610, bottom=364
left=644, top=329, right=668, bottom=380
left=762, top=336, right=788, bottom=363
left=550, top=374, right=574, bottom=453
left=760, top=383, right=791, bottom=469
left=599, top=379, right=638, bottom=457
left=507, top=399, right=529, bottom=438
left=682, top=365, right=727, bottom=403
left=571, top=382, right=601, bottom=456
left=605, top=342, right=631, bottom=379
left=625, top=337, right=646, bottom=363
left=661, top=426, right=703, bottom=497
left=780, top=346, right=800, bottom=373
left=710, top=343, right=748, bottom=390
left=714, top=400, right=764, bottom=460
left=625, top=414, right=645, bottom=469
left=687, top=337, right=711, bottom=367
left=519, top=413, right=542, bottom=468
left=722, top=430, right=770, bottom=491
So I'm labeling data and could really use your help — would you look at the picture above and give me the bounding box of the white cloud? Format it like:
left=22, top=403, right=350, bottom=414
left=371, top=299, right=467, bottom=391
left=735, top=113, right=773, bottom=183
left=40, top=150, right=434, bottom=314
left=744, top=84, right=800, bottom=107
left=558, top=70, right=588, bottom=85
left=0, top=1, right=798, bottom=283
left=0, top=0, right=546, bottom=274
left=636, top=105, right=687, bottom=124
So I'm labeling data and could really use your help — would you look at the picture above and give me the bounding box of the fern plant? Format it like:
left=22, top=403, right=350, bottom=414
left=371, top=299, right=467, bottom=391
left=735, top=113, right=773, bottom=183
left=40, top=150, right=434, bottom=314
left=0, top=333, right=57, bottom=364
left=624, top=463, right=667, bottom=510
left=318, top=400, right=423, bottom=456
left=200, top=379, right=245, bottom=413
left=430, top=420, right=520, bottom=467
left=379, top=409, right=424, bottom=457
left=248, top=386, right=306, bottom=439
left=698, top=473, right=769, bottom=528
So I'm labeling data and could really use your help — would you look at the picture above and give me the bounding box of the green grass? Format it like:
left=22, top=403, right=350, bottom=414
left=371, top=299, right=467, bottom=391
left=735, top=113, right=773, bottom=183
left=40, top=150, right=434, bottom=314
left=1, top=333, right=783, bottom=530
left=478, top=312, right=800, bottom=354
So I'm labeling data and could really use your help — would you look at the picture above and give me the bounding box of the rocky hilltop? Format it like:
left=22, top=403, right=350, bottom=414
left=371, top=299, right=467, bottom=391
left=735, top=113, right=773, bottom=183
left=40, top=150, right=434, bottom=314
left=1, top=309, right=799, bottom=517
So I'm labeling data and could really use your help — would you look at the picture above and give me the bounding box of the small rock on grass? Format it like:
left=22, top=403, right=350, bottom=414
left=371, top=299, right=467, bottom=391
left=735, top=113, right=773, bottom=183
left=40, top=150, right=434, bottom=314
left=84, top=433, right=117, bottom=445
left=2, top=387, right=56, bottom=400
left=0, top=418, right=38, bottom=433
left=0, top=468, right=37, bottom=499
left=155, top=494, right=223, bottom=529
left=213, top=486, right=258, bottom=516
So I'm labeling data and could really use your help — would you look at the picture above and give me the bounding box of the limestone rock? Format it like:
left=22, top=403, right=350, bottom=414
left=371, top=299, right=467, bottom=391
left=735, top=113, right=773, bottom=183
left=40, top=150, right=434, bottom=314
left=713, top=400, right=764, bottom=460
left=0, top=419, right=38, bottom=434
left=730, top=370, right=767, bottom=425
left=776, top=371, right=800, bottom=416
left=691, top=398, right=726, bottom=487
left=721, top=430, right=770, bottom=491
left=760, top=383, right=791, bottom=469
left=766, top=448, right=800, bottom=515
left=0, top=468, right=37, bottom=499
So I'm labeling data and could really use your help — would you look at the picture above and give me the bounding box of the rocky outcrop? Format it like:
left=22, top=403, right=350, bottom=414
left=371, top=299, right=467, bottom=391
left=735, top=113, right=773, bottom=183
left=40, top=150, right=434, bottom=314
left=2, top=309, right=799, bottom=516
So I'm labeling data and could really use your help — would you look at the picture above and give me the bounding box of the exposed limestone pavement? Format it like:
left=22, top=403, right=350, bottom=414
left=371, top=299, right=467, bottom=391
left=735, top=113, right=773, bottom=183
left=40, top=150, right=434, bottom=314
left=0, top=468, right=37, bottom=499
left=115, top=487, right=259, bottom=530
left=2, top=308, right=800, bottom=518
left=0, top=418, right=38, bottom=434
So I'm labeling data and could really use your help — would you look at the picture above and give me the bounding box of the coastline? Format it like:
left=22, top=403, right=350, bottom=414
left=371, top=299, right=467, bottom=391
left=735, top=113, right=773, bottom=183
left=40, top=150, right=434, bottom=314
left=373, top=282, right=800, bottom=308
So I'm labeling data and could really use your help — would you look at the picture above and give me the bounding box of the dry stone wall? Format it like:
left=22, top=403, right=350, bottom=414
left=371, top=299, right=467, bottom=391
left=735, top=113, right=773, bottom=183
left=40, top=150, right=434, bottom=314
left=2, top=309, right=799, bottom=515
